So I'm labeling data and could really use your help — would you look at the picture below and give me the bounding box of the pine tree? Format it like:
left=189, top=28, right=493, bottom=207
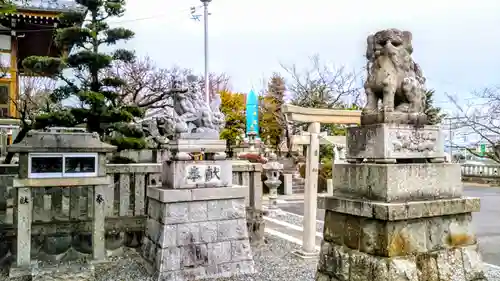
left=424, top=89, right=446, bottom=125
left=22, top=0, right=145, bottom=151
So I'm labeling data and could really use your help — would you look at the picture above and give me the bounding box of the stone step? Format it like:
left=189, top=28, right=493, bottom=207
left=292, top=186, right=304, bottom=194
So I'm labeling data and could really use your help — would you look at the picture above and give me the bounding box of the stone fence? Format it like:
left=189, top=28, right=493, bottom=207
left=461, top=163, right=500, bottom=184
left=0, top=161, right=263, bottom=263
left=461, top=163, right=499, bottom=177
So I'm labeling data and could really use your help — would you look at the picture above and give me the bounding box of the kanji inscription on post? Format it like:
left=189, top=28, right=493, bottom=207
left=205, top=165, right=221, bottom=182
left=186, top=165, right=204, bottom=183
left=185, top=164, right=222, bottom=184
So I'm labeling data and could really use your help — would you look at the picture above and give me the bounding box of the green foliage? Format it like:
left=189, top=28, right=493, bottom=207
left=425, top=89, right=446, bottom=125
left=320, top=144, right=334, bottom=162
left=22, top=0, right=145, bottom=151
left=319, top=104, right=360, bottom=162
left=259, top=73, right=287, bottom=152
left=298, top=160, right=332, bottom=193
left=321, top=104, right=361, bottom=138
left=0, top=0, right=20, bottom=14
left=219, top=90, right=245, bottom=150
left=22, top=56, right=64, bottom=77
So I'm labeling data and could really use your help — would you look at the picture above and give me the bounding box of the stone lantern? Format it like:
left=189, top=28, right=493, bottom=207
left=7, top=130, right=116, bottom=280
left=262, top=149, right=283, bottom=210
left=247, top=130, right=258, bottom=153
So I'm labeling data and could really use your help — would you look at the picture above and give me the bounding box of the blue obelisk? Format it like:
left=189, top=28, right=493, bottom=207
left=245, top=89, right=259, bottom=137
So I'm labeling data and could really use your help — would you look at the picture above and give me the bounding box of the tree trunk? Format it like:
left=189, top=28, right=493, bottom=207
left=3, top=126, right=29, bottom=164
left=285, top=124, right=292, bottom=157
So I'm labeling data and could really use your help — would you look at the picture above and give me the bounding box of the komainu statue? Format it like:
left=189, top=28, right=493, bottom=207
left=363, top=28, right=427, bottom=125
left=139, top=74, right=225, bottom=142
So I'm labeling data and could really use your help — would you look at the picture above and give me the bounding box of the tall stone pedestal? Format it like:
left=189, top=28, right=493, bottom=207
left=316, top=125, right=488, bottom=281
left=141, top=139, right=255, bottom=281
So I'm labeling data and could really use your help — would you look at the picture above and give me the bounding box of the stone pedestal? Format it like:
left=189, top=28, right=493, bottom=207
left=316, top=127, right=487, bottom=280
left=346, top=124, right=445, bottom=163
left=141, top=139, right=255, bottom=281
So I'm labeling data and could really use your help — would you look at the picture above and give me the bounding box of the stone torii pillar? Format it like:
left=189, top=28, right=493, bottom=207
left=282, top=104, right=360, bottom=258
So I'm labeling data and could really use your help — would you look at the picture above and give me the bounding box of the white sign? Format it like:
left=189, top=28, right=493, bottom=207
left=184, top=164, right=221, bottom=184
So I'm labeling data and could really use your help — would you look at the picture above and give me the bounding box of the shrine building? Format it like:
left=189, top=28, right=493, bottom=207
left=0, top=0, right=85, bottom=147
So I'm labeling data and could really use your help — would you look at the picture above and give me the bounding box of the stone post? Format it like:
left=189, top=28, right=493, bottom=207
left=246, top=163, right=265, bottom=246
left=283, top=173, right=293, bottom=195
left=263, top=151, right=283, bottom=210
left=315, top=28, right=487, bottom=281
left=333, top=145, right=340, bottom=162
left=294, top=121, right=320, bottom=258
left=326, top=179, right=333, bottom=195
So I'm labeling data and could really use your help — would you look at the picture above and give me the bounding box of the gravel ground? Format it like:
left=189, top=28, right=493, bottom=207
left=1, top=234, right=499, bottom=280
left=95, top=235, right=317, bottom=281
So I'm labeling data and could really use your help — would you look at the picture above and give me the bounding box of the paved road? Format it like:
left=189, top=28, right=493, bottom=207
left=277, top=185, right=500, bottom=266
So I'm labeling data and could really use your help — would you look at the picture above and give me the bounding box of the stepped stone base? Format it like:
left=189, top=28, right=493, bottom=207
left=316, top=196, right=487, bottom=281
left=317, top=161, right=487, bottom=281
left=142, top=186, right=255, bottom=281
left=316, top=242, right=485, bottom=281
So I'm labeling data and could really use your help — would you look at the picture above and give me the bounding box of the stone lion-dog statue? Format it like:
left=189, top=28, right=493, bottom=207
left=363, top=29, right=427, bottom=123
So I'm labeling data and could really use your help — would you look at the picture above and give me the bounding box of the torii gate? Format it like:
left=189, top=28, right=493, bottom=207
left=282, top=104, right=361, bottom=258
left=290, top=133, right=347, bottom=163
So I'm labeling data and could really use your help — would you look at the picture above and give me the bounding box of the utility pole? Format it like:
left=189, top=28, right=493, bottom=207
left=200, top=0, right=212, bottom=103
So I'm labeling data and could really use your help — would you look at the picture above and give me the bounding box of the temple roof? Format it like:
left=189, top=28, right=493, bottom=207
left=12, top=0, right=85, bottom=14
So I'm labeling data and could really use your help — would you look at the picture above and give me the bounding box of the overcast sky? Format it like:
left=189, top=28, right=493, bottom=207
left=115, top=0, right=500, bottom=114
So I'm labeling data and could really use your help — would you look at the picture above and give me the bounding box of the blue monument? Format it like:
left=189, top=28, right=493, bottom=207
left=245, top=89, right=259, bottom=137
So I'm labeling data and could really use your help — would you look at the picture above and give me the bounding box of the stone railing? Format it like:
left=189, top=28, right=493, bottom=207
left=0, top=161, right=263, bottom=262
left=461, top=164, right=500, bottom=178
left=461, top=163, right=500, bottom=185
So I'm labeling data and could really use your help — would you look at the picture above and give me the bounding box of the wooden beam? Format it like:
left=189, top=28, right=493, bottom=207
left=282, top=104, right=361, bottom=124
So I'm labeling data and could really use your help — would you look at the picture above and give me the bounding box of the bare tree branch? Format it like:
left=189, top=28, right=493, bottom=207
left=281, top=54, right=364, bottom=109
left=14, top=76, right=58, bottom=123
left=107, top=56, right=232, bottom=109
left=106, top=57, right=187, bottom=109
left=199, top=72, right=232, bottom=100
left=4, top=76, right=57, bottom=164
left=446, top=89, right=500, bottom=163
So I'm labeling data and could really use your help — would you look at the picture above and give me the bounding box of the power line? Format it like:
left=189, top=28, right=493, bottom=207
left=4, top=5, right=199, bottom=33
